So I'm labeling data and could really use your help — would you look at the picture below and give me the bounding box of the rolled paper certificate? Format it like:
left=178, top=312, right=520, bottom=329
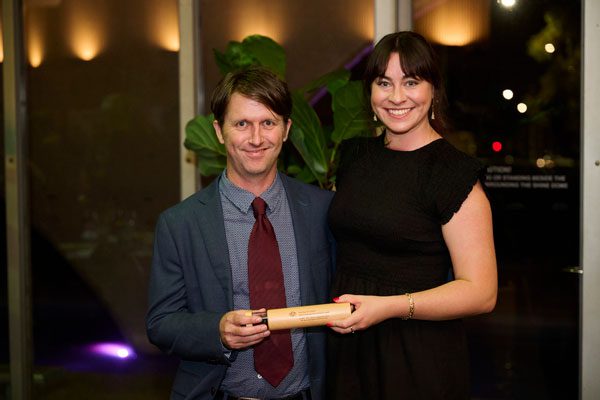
left=256, top=302, right=354, bottom=330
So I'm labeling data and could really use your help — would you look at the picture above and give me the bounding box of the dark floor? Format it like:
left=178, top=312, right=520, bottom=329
left=1, top=352, right=177, bottom=400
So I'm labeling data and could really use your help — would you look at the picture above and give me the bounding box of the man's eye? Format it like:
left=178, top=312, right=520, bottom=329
left=236, top=121, right=247, bottom=127
left=263, top=120, right=275, bottom=127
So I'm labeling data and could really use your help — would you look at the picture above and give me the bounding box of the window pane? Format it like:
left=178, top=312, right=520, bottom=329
left=414, top=0, right=580, bottom=397
left=24, top=0, right=179, bottom=396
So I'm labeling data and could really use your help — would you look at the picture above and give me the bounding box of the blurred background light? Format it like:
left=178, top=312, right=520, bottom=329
left=67, top=0, right=106, bottom=61
left=414, top=0, right=491, bottom=46
left=544, top=43, right=556, bottom=53
left=502, top=89, right=514, bottom=100
left=499, top=0, right=516, bottom=8
left=147, top=0, right=180, bottom=51
left=492, top=141, right=503, bottom=152
left=25, top=8, right=45, bottom=67
left=517, top=102, right=528, bottom=113
left=88, top=342, right=136, bottom=360
left=0, top=21, right=3, bottom=63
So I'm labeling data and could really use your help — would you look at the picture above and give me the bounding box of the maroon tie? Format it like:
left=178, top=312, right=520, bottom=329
left=248, top=197, right=294, bottom=387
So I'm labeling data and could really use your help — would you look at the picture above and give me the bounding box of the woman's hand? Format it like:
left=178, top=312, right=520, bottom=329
left=327, top=294, right=402, bottom=334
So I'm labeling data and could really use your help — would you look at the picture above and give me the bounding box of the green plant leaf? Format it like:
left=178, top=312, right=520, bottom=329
left=241, top=35, right=286, bottom=78
left=194, top=149, right=227, bottom=177
left=299, top=68, right=350, bottom=95
left=331, top=80, right=373, bottom=144
left=295, top=165, right=319, bottom=184
left=289, top=92, right=328, bottom=184
left=184, top=114, right=227, bottom=176
left=214, top=41, right=255, bottom=75
left=213, top=35, right=286, bottom=77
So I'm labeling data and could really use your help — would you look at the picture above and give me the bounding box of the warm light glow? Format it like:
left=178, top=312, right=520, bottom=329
left=147, top=0, right=180, bottom=51
left=29, top=47, right=43, bottom=67
left=0, top=21, right=3, bottom=63
left=414, top=0, right=491, bottom=46
left=66, top=1, right=106, bottom=61
left=74, top=37, right=100, bottom=61
left=499, top=0, right=517, bottom=8
left=229, top=1, right=285, bottom=43
left=544, top=43, right=556, bottom=53
left=502, top=89, right=514, bottom=100
left=517, top=103, right=527, bottom=113
left=26, top=12, right=45, bottom=67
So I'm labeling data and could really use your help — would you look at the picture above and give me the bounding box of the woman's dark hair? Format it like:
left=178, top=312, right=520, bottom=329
left=364, top=31, right=448, bottom=133
left=211, top=66, right=292, bottom=124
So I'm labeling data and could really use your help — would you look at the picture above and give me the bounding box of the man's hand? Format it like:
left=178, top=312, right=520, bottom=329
left=219, top=309, right=270, bottom=350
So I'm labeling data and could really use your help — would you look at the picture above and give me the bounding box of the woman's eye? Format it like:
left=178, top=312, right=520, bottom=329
left=378, top=80, right=391, bottom=87
left=405, top=80, right=419, bottom=87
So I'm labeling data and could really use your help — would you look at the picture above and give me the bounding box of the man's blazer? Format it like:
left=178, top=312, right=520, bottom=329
left=146, top=173, right=335, bottom=400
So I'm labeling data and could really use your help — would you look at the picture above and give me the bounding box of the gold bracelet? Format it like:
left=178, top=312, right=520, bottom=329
left=402, top=293, right=414, bottom=320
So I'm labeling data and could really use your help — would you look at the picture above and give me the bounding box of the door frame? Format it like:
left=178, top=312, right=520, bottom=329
left=581, top=1, right=600, bottom=398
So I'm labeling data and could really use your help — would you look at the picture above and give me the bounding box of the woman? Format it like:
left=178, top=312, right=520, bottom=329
left=326, top=31, right=497, bottom=399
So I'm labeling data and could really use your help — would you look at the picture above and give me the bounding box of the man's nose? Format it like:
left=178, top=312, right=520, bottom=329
left=249, top=124, right=263, bottom=145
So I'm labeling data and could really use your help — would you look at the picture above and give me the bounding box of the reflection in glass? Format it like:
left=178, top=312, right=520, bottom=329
left=414, top=0, right=580, bottom=398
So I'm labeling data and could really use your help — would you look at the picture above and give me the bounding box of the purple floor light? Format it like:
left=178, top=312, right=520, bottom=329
left=88, top=342, right=136, bottom=360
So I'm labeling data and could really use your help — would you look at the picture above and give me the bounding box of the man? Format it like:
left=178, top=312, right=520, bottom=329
left=146, top=66, right=335, bottom=400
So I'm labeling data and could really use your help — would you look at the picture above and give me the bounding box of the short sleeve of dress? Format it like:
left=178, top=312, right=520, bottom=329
left=427, top=141, right=486, bottom=225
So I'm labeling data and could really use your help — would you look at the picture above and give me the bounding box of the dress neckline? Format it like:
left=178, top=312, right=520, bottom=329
left=377, top=133, right=444, bottom=154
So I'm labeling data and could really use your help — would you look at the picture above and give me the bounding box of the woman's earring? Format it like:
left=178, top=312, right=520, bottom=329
left=373, top=113, right=378, bottom=122
left=431, top=103, right=435, bottom=120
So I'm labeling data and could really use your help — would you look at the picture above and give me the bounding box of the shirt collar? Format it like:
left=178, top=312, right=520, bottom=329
left=218, top=170, right=284, bottom=215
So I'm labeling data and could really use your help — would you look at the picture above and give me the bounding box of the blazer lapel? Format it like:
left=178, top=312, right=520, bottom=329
left=192, top=180, right=234, bottom=309
left=281, top=175, right=315, bottom=305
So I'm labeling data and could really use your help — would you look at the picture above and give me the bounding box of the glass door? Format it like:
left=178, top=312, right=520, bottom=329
left=414, top=0, right=581, bottom=397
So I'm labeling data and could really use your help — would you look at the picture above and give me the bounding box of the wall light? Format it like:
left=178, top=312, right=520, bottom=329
left=26, top=12, right=45, bottom=67
left=0, top=22, right=3, bottom=63
left=230, top=0, right=285, bottom=43
left=147, top=0, right=180, bottom=51
left=414, top=0, right=491, bottom=46
left=66, top=0, right=106, bottom=61
left=499, top=0, right=516, bottom=8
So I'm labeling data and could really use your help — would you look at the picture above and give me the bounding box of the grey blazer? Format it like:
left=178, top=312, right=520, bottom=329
left=146, top=173, right=335, bottom=400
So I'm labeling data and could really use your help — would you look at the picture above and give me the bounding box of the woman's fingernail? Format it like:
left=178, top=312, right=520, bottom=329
left=333, top=297, right=340, bottom=302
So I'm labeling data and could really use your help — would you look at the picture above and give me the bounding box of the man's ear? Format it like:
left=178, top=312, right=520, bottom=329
left=283, top=119, right=292, bottom=142
left=213, top=120, right=225, bottom=144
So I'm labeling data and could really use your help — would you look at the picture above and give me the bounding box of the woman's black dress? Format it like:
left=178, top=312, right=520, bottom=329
left=327, top=135, right=485, bottom=400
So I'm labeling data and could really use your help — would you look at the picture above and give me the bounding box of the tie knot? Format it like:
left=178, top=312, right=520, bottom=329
left=251, top=197, right=267, bottom=218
